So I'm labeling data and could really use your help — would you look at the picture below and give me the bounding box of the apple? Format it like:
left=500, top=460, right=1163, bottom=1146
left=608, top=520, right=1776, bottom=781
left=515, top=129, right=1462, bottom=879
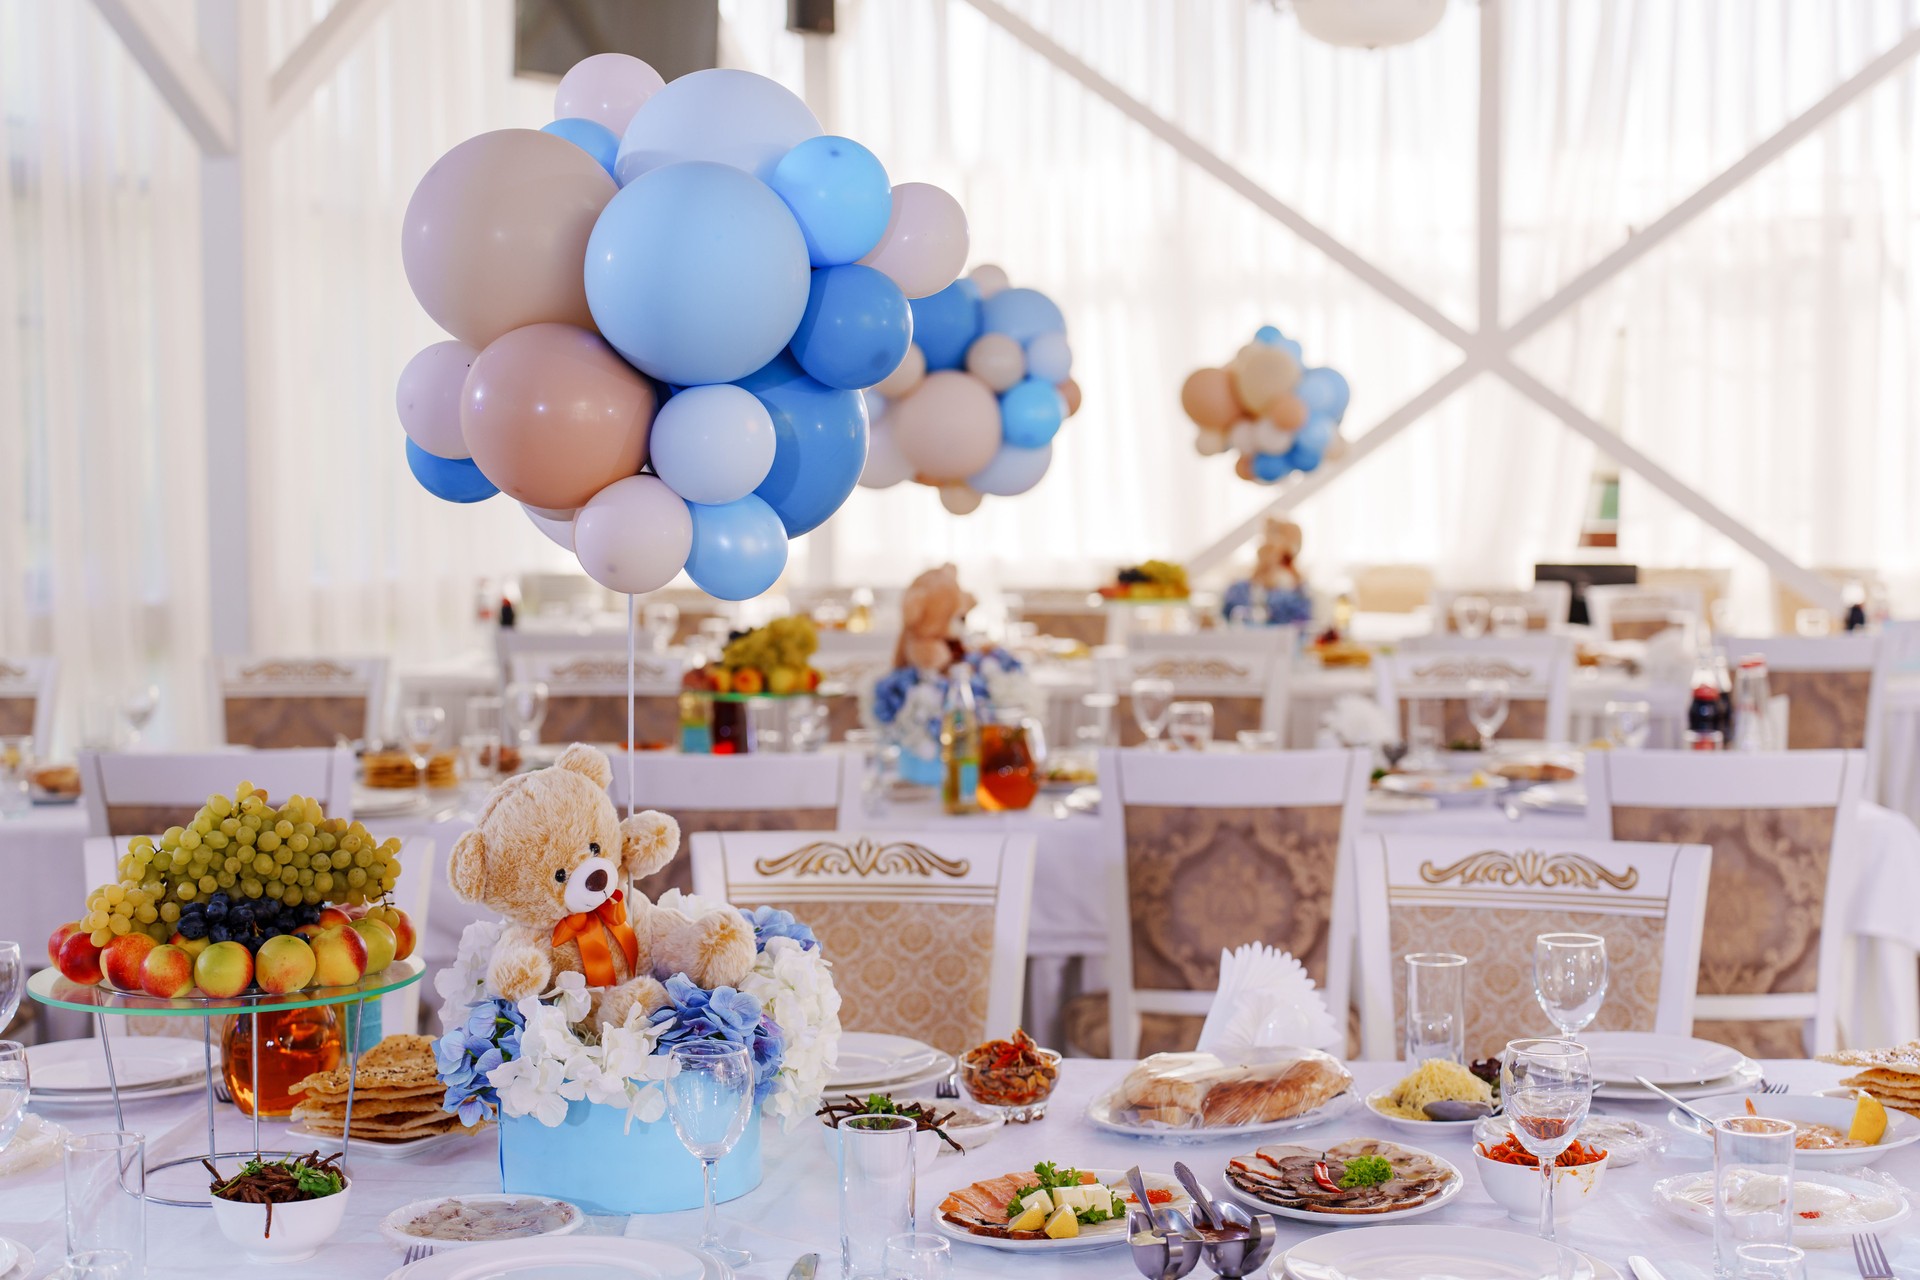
left=254, top=935, right=317, bottom=994
left=48, top=921, right=82, bottom=968
left=139, top=944, right=197, bottom=998
left=385, top=908, right=417, bottom=962
left=56, top=931, right=106, bottom=985
left=710, top=667, right=733, bottom=694
left=168, top=932, right=211, bottom=958
left=310, top=926, right=368, bottom=987
left=767, top=665, right=801, bottom=696
left=102, top=933, right=158, bottom=991
left=314, top=906, right=354, bottom=932
left=192, top=940, right=254, bottom=998
left=294, top=922, right=326, bottom=942
left=350, top=918, right=397, bottom=974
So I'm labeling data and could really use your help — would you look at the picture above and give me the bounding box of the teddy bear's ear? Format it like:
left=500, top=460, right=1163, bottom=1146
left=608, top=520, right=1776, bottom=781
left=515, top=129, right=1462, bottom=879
left=447, top=828, right=488, bottom=902
left=619, top=809, right=681, bottom=881
left=555, top=743, right=612, bottom=790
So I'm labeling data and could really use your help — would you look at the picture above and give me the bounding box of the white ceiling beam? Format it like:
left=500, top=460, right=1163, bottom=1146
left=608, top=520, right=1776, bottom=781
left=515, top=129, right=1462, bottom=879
left=90, top=0, right=235, bottom=155
left=957, top=0, right=1477, bottom=353
left=266, top=0, right=395, bottom=137
left=1476, top=0, right=1501, bottom=334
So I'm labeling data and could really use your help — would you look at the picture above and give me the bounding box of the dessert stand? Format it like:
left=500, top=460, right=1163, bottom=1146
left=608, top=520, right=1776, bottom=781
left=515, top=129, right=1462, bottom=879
left=27, top=957, right=424, bottom=1207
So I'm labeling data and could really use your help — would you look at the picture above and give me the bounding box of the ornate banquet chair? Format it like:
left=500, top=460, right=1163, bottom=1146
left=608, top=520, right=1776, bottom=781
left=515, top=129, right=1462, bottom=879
left=210, top=656, right=386, bottom=748
left=79, top=747, right=355, bottom=839
left=1354, top=835, right=1711, bottom=1061
left=1063, top=747, right=1370, bottom=1059
left=1106, top=629, right=1296, bottom=746
left=1715, top=634, right=1887, bottom=760
left=0, top=657, right=57, bottom=747
left=1430, top=582, right=1571, bottom=633
left=1375, top=635, right=1574, bottom=744
left=1589, top=749, right=1866, bottom=1057
left=1584, top=584, right=1705, bottom=644
left=507, top=650, right=686, bottom=749
left=1004, top=589, right=1107, bottom=648
left=690, top=829, right=1036, bottom=1056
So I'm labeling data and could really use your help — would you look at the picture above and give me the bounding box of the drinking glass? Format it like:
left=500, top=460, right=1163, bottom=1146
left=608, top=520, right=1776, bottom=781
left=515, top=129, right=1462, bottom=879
left=643, top=601, right=681, bottom=651
left=1502, top=1038, right=1594, bottom=1244
left=1491, top=604, right=1530, bottom=637
left=838, top=1114, right=917, bottom=1280
left=1534, top=933, right=1608, bottom=1036
left=1711, top=1115, right=1796, bottom=1277
left=1130, top=678, right=1176, bottom=747
left=665, top=1041, right=756, bottom=1268
left=120, top=685, right=160, bottom=746
left=1732, top=1245, right=1806, bottom=1280
left=1076, top=694, right=1118, bottom=749
left=1793, top=608, right=1831, bottom=638
left=1406, top=699, right=1443, bottom=769
left=1466, top=678, right=1509, bottom=748
left=1167, top=701, right=1214, bottom=752
left=1403, top=953, right=1467, bottom=1064
left=0, top=1042, right=28, bottom=1151
left=0, top=942, right=22, bottom=1036
left=1604, top=699, right=1652, bottom=750
left=1451, top=595, right=1491, bottom=639
left=503, top=680, right=550, bottom=749
left=64, top=1130, right=145, bottom=1279
left=0, top=738, right=28, bottom=818
left=79, top=694, right=123, bottom=751
left=882, top=1232, right=951, bottom=1280
left=787, top=699, right=830, bottom=754
left=400, top=703, right=446, bottom=803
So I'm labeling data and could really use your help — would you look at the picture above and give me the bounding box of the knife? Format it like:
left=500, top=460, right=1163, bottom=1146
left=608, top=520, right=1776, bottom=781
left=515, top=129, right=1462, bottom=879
left=785, top=1253, right=819, bottom=1280
left=1626, top=1257, right=1667, bottom=1280
left=1634, top=1075, right=1717, bottom=1133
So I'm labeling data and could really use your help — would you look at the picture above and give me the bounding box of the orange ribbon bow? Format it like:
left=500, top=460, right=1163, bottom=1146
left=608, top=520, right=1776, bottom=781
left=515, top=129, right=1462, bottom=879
left=551, top=889, right=641, bottom=989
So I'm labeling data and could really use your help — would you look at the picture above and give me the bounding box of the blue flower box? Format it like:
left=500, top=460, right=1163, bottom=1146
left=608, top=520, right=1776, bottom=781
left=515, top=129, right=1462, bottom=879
left=498, top=1098, right=763, bottom=1214
left=898, top=753, right=941, bottom=786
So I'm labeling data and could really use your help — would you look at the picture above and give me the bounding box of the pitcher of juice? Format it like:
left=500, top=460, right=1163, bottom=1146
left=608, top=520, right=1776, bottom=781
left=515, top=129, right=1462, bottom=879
left=224, top=1005, right=343, bottom=1117
left=978, top=711, right=1042, bottom=812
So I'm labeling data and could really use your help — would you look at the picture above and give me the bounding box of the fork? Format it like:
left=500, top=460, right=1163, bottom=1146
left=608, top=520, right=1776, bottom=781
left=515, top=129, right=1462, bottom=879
left=1852, top=1232, right=1892, bottom=1279
left=935, top=1071, right=959, bottom=1100
left=403, top=1244, right=436, bottom=1267
left=1759, top=1079, right=1788, bottom=1094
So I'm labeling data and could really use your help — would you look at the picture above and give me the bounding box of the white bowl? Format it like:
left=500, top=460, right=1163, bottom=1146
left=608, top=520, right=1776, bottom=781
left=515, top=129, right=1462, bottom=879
left=1472, top=1146, right=1609, bottom=1224
left=209, top=1177, right=350, bottom=1262
left=1674, top=1092, right=1920, bottom=1171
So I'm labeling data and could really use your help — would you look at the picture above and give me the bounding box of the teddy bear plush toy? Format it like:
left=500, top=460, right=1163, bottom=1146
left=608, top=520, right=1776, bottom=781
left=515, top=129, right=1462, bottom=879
left=1250, top=517, right=1304, bottom=593
left=447, top=743, right=757, bottom=1028
left=893, top=563, right=976, bottom=674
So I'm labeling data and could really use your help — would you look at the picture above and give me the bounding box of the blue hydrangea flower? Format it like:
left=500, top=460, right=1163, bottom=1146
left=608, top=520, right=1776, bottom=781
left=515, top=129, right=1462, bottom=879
left=743, top=905, right=817, bottom=952
left=871, top=666, right=920, bottom=725
left=653, top=974, right=786, bottom=1102
left=433, top=996, right=523, bottom=1123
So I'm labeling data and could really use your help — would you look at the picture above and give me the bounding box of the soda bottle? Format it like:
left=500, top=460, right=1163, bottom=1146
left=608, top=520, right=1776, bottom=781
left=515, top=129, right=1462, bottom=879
left=940, top=663, right=981, bottom=815
left=1684, top=684, right=1724, bottom=750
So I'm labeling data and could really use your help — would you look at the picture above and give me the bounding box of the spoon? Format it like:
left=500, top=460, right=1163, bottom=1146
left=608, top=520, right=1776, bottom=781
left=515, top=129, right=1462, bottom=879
left=1635, top=1076, right=1717, bottom=1133
left=1171, top=1161, right=1220, bottom=1230
left=1127, top=1166, right=1164, bottom=1235
left=1423, top=1099, right=1495, bottom=1122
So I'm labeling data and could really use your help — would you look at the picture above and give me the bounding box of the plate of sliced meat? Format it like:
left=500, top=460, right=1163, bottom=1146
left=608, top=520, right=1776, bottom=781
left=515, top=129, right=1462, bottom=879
left=935, top=1163, right=1190, bottom=1252
left=1220, top=1138, right=1461, bottom=1225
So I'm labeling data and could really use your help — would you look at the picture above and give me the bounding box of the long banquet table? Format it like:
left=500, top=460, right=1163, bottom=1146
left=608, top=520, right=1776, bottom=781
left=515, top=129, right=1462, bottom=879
left=7, top=1057, right=1913, bottom=1278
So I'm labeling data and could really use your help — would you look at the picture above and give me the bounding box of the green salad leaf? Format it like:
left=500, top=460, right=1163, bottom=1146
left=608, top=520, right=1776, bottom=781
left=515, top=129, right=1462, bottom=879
left=1338, top=1155, right=1394, bottom=1188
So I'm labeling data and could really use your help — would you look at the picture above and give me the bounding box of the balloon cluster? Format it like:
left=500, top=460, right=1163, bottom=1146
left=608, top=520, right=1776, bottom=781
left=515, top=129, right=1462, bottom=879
left=855, top=265, right=1081, bottom=515
left=395, top=55, right=970, bottom=600
left=1181, top=326, right=1350, bottom=485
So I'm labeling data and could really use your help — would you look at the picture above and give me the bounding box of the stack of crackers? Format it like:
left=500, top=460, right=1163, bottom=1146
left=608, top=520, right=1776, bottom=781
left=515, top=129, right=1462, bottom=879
left=289, top=1034, right=477, bottom=1142
left=363, top=750, right=457, bottom=790
left=1817, top=1041, right=1920, bottom=1117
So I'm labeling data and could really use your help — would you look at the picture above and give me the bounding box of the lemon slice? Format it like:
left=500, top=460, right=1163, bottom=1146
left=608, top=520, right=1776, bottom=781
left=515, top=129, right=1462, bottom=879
left=1043, top=1206, right=1080, bottom=1240
left=1850, top=1090, right=1889, bottom=1145
left=1007, top=1204, right=1047, bottom=1233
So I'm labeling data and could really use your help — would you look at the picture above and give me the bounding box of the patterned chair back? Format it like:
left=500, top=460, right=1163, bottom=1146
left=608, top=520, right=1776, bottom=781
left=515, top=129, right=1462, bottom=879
left=1376, top=636, right=1574, bottom=744
left=1591, top=749, right=1865, bottom=1057
left=508, top=651, right=686, bottom=749
left=1111, top=630, right=1296, bottom=746
left=211, top=657, right=386, bottom=749
left=1585, top=585, right=1705, bottom=644
left=80, top=747, right=355, bottom=838
left=1431, top=582, right=1570, bottom=633
left=1006, top=590, right=1108, bottom=648
left=1354, top=836, right=1712, bottom=1061
left=0, top=657, right=57, bottom=747
left=691, top=830, right=1036, bottom=1056
left=1096, top=747, right=1370, bottom=1059
left=1715, top=635, right=1885, bottom=756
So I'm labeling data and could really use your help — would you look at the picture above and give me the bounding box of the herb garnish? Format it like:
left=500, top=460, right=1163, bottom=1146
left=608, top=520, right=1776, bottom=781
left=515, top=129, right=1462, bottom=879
left=1338, top=1155, right=1393, bottom=1188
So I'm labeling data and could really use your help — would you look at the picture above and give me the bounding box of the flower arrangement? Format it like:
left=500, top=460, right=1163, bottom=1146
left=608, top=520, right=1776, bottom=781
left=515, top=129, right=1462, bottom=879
left=1223, top=580, right=1313, bottom=626
left=867, top=648, right=1032, bottom=777
left=434, top=898, right=840, bottom=1134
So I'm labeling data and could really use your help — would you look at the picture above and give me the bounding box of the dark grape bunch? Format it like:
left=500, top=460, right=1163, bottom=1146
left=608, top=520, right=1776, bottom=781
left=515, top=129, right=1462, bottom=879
left=171, top=891, right=328, bottom=953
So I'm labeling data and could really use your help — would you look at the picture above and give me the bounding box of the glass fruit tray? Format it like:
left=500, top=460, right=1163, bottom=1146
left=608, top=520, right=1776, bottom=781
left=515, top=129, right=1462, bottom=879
left=27, top=955, right=423, bottom=1017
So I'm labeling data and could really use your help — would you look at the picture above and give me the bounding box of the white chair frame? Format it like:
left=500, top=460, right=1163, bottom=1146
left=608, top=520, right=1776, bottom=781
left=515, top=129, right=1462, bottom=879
left=1431, top=582, right=1572, bottom=633
left=1098, top=746, right=1371, bottom=1059
left=690, top=828, right=1037, bottom=1043
left=79, top=747, right=356, bottom=837
left=0, top=657, right=58, bottom=750
left=1588, top=748, right=1866, bottom=1054
left=208, top=656, right=388, bottom=747
left=1109, top=628, right=1297, bottom=741
left=1716, top=634, right=1888, bottom=785
left=1353, top=834, right=1712, bottom=1060
left=1375, top=635, right=1574, bottom=744
left=811, top=629, right=900, bottom=696
left=1585, top=584, right=1705, bottom=644
left=609, top=749, right=845, bottom=816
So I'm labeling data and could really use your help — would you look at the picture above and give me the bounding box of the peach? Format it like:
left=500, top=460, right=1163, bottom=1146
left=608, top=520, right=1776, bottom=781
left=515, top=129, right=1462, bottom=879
left=254, top=935, right=317, bottom=994
left=139, top=944, right=197, bottom=998
left=102, top=933, right=158, bottom=991
left=293, top=922, right=327, bottom=942
left=192, top=940, right=254, bottom=998
left=310, top=926, right=368, bottom=987
left=386, top=908, right=417, bottom=963
left=350, top=918, right=397, bottom=974
left=168, top=932, right=211, bottom=958
left=315, top=906, right=354, bottom=931
left=48, top=921, right=82, bottom=968
left=56, top=931, right=106, bottom=985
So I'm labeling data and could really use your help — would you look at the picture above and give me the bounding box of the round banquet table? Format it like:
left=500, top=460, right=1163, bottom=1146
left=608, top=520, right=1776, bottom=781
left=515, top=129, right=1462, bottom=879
left=6, top=1057, right=1915, bottom=1278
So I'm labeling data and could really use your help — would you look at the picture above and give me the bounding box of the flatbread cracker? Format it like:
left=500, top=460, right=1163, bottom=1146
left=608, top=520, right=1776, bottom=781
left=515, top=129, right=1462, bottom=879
left=1818, top=1042, right=1920, bottom=1076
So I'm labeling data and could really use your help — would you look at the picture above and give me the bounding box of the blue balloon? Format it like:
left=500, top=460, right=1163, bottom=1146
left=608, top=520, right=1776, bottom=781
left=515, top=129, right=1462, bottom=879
left=406, top=439, right=497, bottom=503
left=1297, top=367, right=1351, bottom=419
left=1252, top=452, right=1293, bottom=483
left=615, top=68, right=821, bottom=186
left=739, top=352, right=870, bottom=536
left=1025, top=331, right=1072, bottom=383
left=999, top=377, right=1066, bottom=449
left=908, top=282, right=982, bottom=371
left=540, top=117, right=620, bottom=179
left=980, top=287, right=1066, bottom=343
left=1285, top=441, right=1324, bottom=472
left=767, top=135, right=892, bottom=266
left=788, top=265, right=913, bottom=391
left=1275, top=336, right=1304, bottom=364
left=968, top=441, right=1052, bottom=497
left=1296, top=413, right=1337, bottom=453
left=1254, top=325, right=1284, bottom=346
left=684, top=495, right=790, bottom=601
left=585, top=161, right=811, bottom=386
left=649, top=384, right=778, bottom=506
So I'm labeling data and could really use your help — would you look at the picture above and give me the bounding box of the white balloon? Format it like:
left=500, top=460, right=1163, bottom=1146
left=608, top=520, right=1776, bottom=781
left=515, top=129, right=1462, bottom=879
left=615, top=68, right=821, bottom=185
left=1227, top=421, right=1257, bottom=453
left=522, top=503, right=576, bottom=551
left=857, top=183, right=969, bottom=299
left=1025, top=331, right=1072, bottom=383
left=648, top=384, right=777, bottom=506
left=1253, top=421, right=1296, bottom=454
left=396, top=340, right=477, bottom=459
left=863, top=390, right=889, bottom=422
left=554, top=53, right=665, bottom=135
left=858, top=421, right=914, bottom=489
left=523, top=503, right=577, bottom=521
left=873, top=343, right=926, bottom=398
left=939, top=483, right=983, bottom=515
left=969, top=264, right=1010, bottom=298
left=572, top=475, right=693, bottom=594
left=968, top=441, right=1052, bottom=497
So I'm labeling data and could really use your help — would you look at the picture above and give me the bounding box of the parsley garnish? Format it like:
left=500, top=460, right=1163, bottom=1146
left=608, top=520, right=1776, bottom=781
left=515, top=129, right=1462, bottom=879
left=1338, top=1155, right=1393, bottom=1188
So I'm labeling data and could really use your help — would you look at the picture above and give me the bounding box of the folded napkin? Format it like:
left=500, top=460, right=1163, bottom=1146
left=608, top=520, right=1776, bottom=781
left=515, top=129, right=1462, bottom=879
left=1195, top=943, right=1342, bottom=1057
left=0, top=1114, right=68, bottom=1178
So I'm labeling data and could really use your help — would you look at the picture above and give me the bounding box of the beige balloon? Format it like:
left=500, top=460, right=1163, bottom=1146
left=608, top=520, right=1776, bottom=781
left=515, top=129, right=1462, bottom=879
left=965, top=333, right=1025, bottom=392
left=1228, top=343, right=1301, bottom=414
left=939, top=483, right=983, bottom=515
left=1194, top=427, right=1229, bottom=457
left=888, top=370, right=1001, bottom=483
left=873, top=343, right=927, bottom=398
left=1262, top=391, right=1309, bottom=431
left=1180, top=367, right=1240, bottom=429
left=402, top=129, right=616, bottom=349
left=969, top=263, right=1010, bottom=298
left=1059, top=378, right=1083, bottom=417
left=1234, top=452, right=1257, bottom=482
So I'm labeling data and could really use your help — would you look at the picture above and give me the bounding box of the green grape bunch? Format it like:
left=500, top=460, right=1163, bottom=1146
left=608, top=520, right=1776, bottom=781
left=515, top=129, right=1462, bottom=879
left=720, top=615, right=818, bottom=673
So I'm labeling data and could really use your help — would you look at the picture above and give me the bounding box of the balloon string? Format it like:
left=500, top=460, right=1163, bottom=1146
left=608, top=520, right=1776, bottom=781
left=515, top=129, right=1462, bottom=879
left=626, top=593, right=636, bottom=821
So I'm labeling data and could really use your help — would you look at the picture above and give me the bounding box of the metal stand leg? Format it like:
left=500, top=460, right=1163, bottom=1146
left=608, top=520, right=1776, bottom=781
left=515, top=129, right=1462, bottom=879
left=341, top=1008, right=361, bottom=1169
left=249, top=1009, right=260, bottom=1157
left=93, top=1011, right=124, bottom=1134
left=203, top=1018, right=215, bottom=1169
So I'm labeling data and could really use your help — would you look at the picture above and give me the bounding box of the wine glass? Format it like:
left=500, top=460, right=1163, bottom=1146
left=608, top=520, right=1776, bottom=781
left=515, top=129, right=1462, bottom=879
left=644, top=601, right=681, bottom=652
left=1502, top=1038, right=1593, bottom=1243
left=1129, top=678, right=1176, bottom=747
left=665, top=1040, right=756, bottom=1268
left=1466, top=678, right=1509, bottom=749
left=400, top=704, right=446, bottom=804
left=1166, top=701, right=1214, bottom=752
left=0, top=942, right=22, bottom=1036
left=1533, top=932, right=1608, bottom=1036
left=1603, top=699, right=1651, bottom=750
left=1451, top=595, right=1490, bottom=639
left=120, top=685, right=160, bottom=746
left=0, top=1041, right=26, bottom=1151
left=503, top=680, right=549, bottom=750
left=1491, top=604, right=1530, bottom=637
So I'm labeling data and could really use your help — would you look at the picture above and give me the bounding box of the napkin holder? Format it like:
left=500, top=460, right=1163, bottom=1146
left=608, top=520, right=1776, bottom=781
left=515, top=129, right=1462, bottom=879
left=498, top=1098, right=763, bottom=1214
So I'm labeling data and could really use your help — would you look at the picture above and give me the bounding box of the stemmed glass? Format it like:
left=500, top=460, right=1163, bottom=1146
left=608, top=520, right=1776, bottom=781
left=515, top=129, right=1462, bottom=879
left=1130, top=678, right=1176, bottom=747
left=665, top=1041, right=756, bottom=1268
left=0, top=1041, right=27, bottom=1152
left=1502, top=1038, right=1594, bottom=1243
left=400, top=704, right=446, bottom=805
left=1604, top=699, right=1652, bottom=750
left=0, top=942, right=22, bottom=1036
left=504, top=681, right=550, bottom=750
left=1491, top=604, right=1530, bottom=637
left=1451, top=595, right=1490, bottom=639
left=120, top=685, right=160, bottom=746
left=1534, top=933, right=1608, bottom=1037
left=1466, top=678, right=1509, bottom=749
left=644, top=602, right=681, bottom=652
left=1166, top=701, right=1213, bottom=752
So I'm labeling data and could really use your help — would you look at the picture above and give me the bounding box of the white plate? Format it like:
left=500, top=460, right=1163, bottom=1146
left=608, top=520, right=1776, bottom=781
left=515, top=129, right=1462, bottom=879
left=388, top=1237, right=722, bottom=1280
left=26, top=1038, right=208, bottom=1093
left=1581, top=1031, right=1747, bottom=1086
left=1220, top=1142, right=1464, bottom=1227
left=352, top=787, right=460, bottom=818
left=29, top=1079, right=207, bottom=1109
left=1278, top=1225, right=1607, bottom=1280
left=826, top=1032, right=949, bottom=1091
left=377, top=1193, right=585, bottom=1250
left=1473, top=1113, right=1666, bottom=1167
left=1593, top=1057, right=1762, bottom=1102
left=1086, top=1088, right=1354, bottom=1144
left=894, top=1098, right=1004, bottom=1151
left=934, top=1168, right=1190, bottom=1253
left=1376, top=773, right=1511, bottom=805
left=290, top=1122, right=488, bottom=1160
left=1663, top=1093, right=1920, bottom=1170
left=1512, top=782, right=1588, bottom=814
left=0, top=1238, right=33, bottom=1280
left=1362, top=1089, right=1484, bottom=1133
left=1652, top=1167, right=1910, bottom=1247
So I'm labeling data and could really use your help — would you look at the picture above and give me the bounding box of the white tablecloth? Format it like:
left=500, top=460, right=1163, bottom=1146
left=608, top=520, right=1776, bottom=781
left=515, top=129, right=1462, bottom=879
left=6, top=1057, right=1915, bottom=1278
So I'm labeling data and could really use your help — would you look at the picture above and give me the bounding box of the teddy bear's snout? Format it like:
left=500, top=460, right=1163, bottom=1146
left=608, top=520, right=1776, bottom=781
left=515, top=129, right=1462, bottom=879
left=561, top=854, right=621, bottom=914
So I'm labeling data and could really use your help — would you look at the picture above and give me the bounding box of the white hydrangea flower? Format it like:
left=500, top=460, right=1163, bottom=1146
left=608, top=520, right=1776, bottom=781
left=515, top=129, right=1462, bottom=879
left=435, top=919, right=505, bottom=1031
left=544, top=970, right=593, bottom=1024
left=490, top=1054, right=572, bottom=1127
left=980, top=655, right=1038, bottom=718
left=740, top=936, right=843, bottom=1130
